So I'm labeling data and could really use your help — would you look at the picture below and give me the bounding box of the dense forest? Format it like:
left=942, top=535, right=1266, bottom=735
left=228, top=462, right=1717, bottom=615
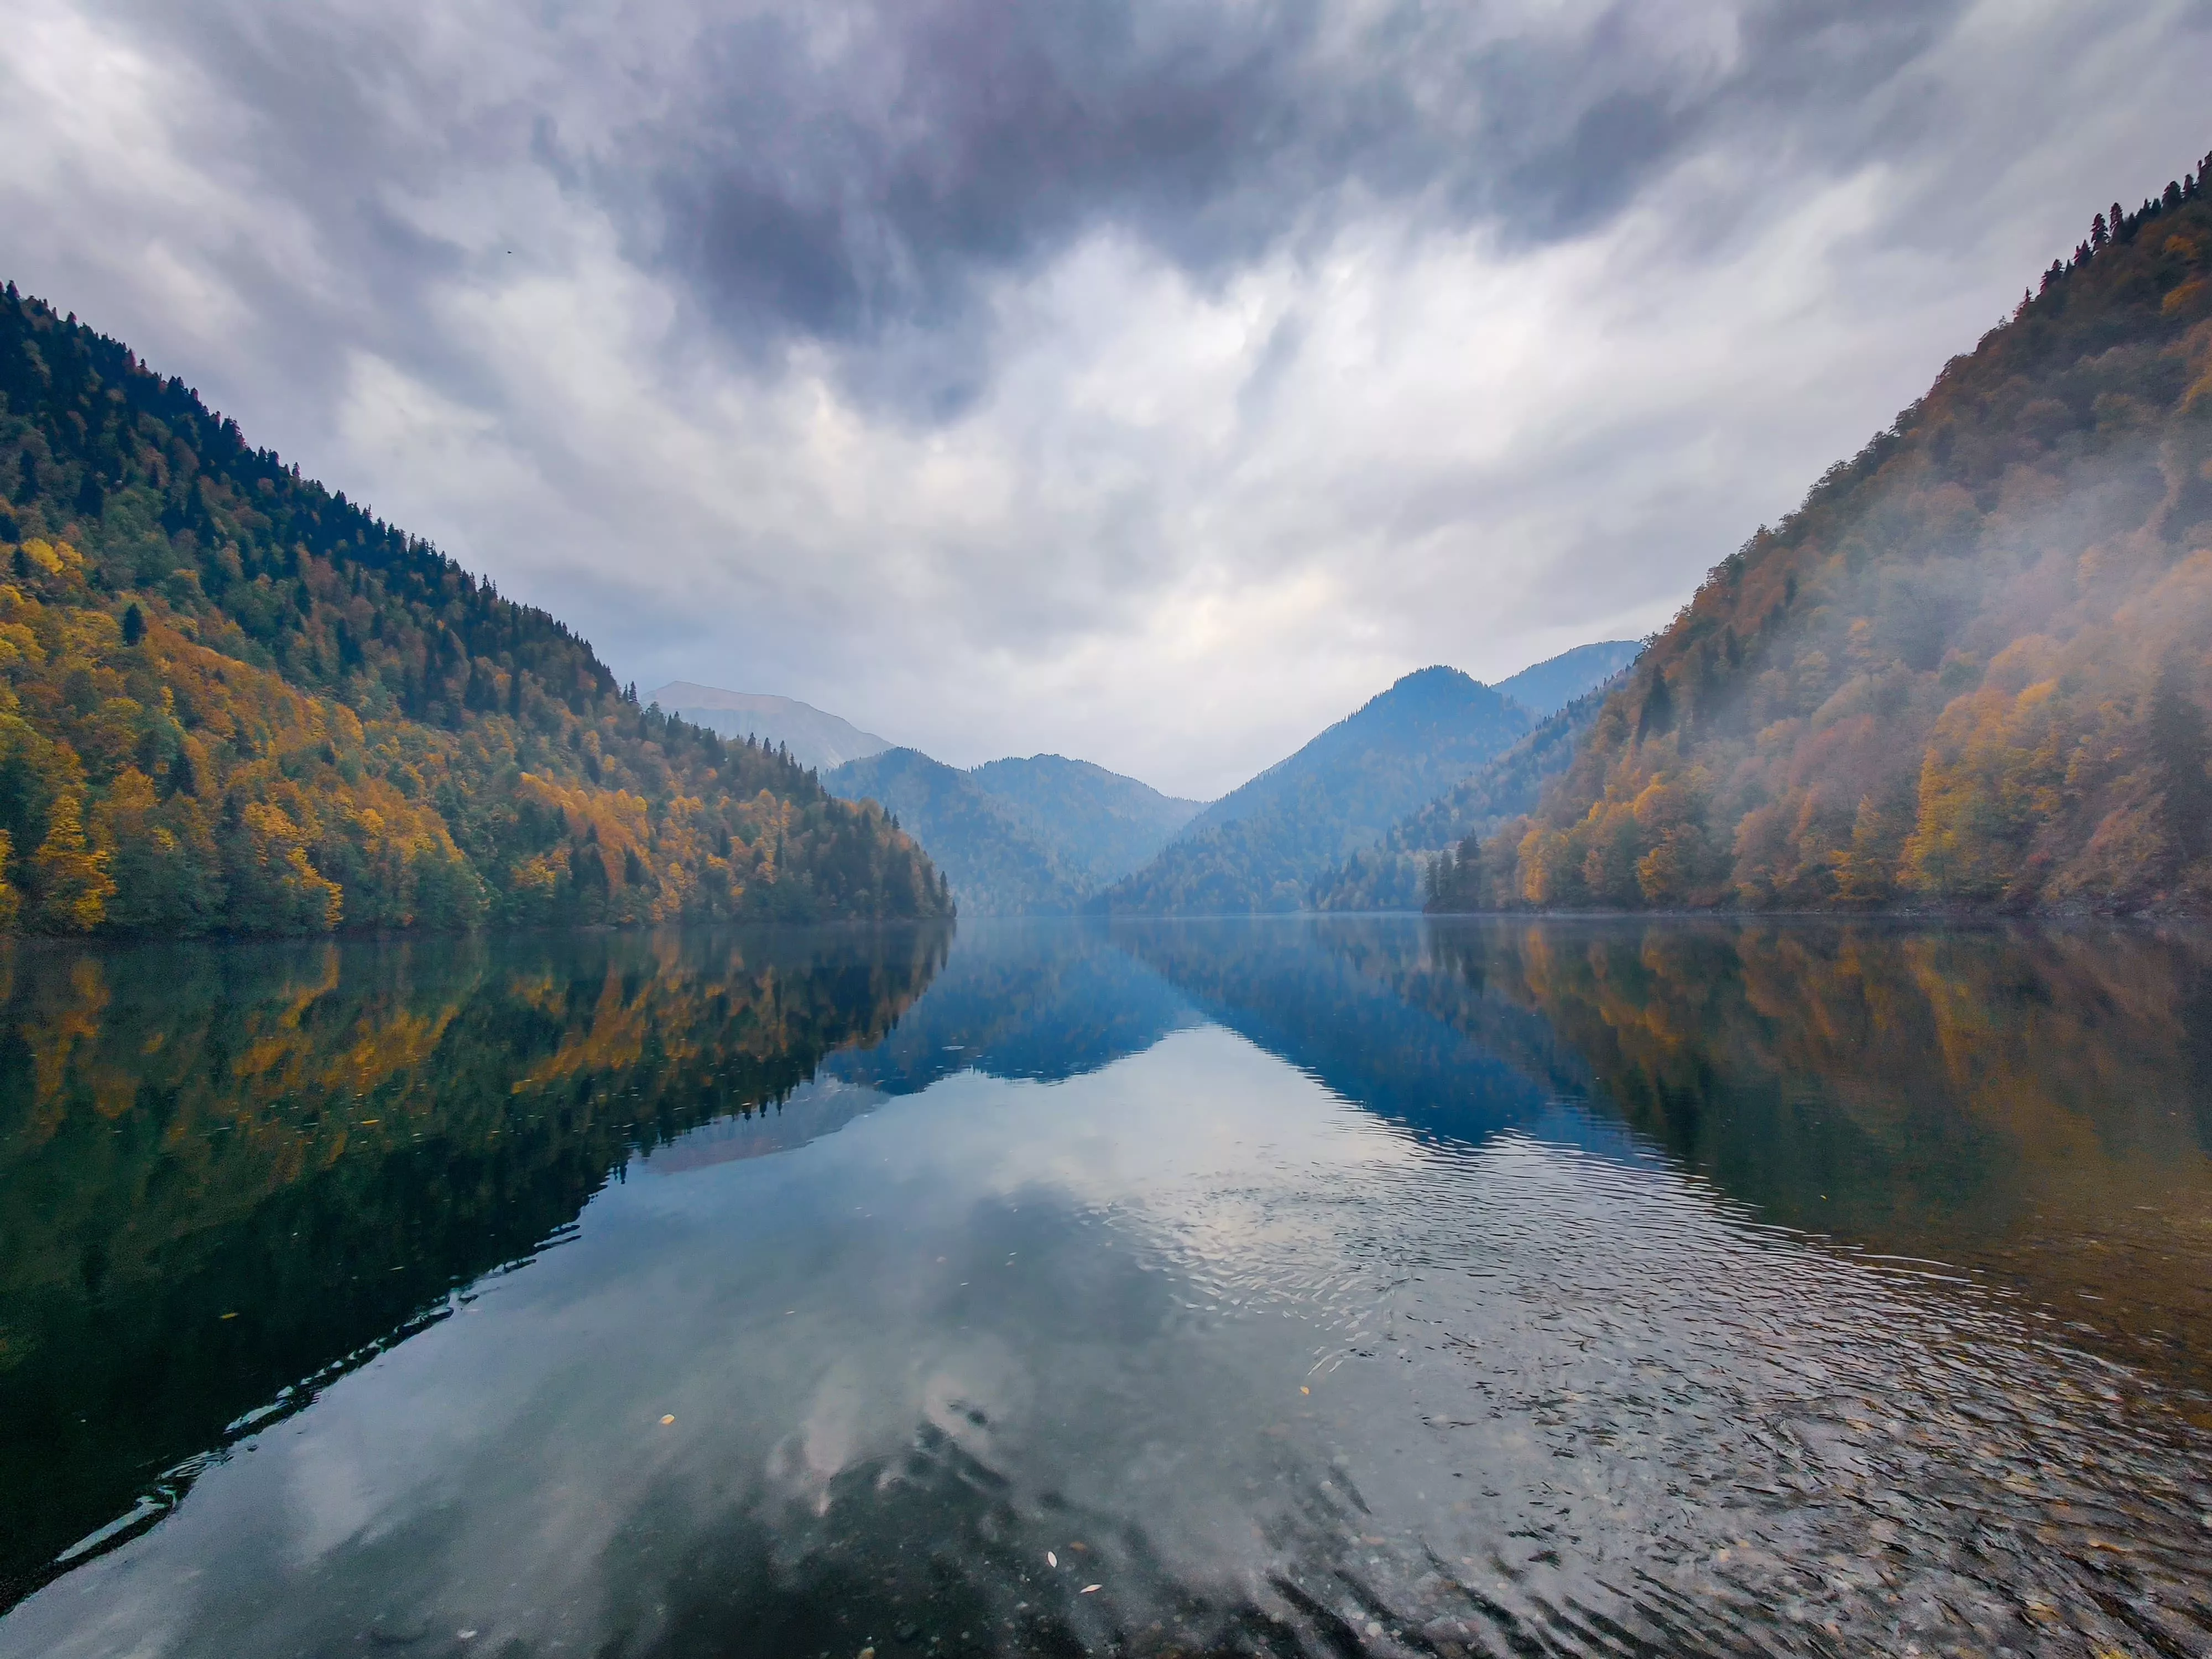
left=0, top=290, right=951, bottom=933
left=1434, top=149, right=2212, bottom=914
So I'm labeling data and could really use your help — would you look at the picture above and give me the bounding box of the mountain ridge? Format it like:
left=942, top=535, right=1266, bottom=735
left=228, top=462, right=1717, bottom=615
left=1311, top=666, right=1632, bottom=910
left=1101, top=666, right=1532, bottom=914
left=1491, top=641, right=1642, bottom=718
left=825, top=747, right=1199, bottom=915
left=0, top=284, right=950, bottom=932
left=645, top=682, right=892, bottom=773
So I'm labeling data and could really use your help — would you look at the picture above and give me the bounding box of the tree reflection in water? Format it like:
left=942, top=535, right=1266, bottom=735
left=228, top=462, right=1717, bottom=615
left=0, top=925, right=949, bottom=1606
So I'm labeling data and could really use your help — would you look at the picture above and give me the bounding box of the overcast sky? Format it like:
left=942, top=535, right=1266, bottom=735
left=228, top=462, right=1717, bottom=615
left=3, top=0, right=2208, bottom=796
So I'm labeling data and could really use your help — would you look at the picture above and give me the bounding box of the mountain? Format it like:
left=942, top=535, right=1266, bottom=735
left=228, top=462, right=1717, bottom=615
left=967, top=754, right=1202, bottom=886
left=823, top=749, right=1200, bottom=914
left=644, top=682, right=891, bottom=773
left=1312, top=669, right=1627, bottom=910
left=1438, top=150, right=2212, bottom=915
left=825, top=749, right=1081, bottom=915
left=0, top=285, right=950, bottom=933
left=1100, top=666, right=1531, bottom=914
left=1491, top=640, right=1642, bottom=717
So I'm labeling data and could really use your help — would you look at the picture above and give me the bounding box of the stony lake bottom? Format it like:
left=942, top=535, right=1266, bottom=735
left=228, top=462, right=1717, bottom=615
left=2, top=917, right=2210, bottom=1659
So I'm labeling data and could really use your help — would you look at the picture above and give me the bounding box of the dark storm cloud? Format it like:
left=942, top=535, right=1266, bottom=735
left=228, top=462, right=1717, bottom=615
left=72, top=0, right=1967, bottom=421
left=613, top=0, right=1964, bottom=388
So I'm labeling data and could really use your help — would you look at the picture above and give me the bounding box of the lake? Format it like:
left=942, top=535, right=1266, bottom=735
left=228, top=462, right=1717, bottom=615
left=2, top=917, right=2209, bottom=1658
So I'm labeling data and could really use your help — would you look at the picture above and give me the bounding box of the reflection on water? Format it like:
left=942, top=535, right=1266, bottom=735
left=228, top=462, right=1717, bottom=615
left=0, top=926, right=949, bottom=1604
left=2, top=917, right=2209, bottom=1658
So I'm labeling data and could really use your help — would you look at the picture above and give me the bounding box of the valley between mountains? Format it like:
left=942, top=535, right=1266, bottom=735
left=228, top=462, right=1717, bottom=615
left=656, top=643, right=1635, bottom=917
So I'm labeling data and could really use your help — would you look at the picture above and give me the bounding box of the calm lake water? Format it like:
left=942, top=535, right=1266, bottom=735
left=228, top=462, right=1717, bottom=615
left=3, top=917, right=2210, bottom=1658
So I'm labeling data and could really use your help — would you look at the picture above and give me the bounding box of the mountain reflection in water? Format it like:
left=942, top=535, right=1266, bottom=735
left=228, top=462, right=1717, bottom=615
left=1, top=917, right=2208, bottom=1658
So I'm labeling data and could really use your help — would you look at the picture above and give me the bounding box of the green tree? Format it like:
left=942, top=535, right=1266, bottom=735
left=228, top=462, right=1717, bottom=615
left=2149, top=668, right=2211, bottom=865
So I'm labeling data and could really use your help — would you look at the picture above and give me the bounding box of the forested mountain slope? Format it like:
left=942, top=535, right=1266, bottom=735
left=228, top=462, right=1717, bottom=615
left=967, top=754, right=1201, bottom=886
left=825, top=749, right=1198, bottom=914
left=825, top=748, right=1082, bottom=915
left=0, top=287, right=950, bottom=932
left=1101, top=667, right=1530, bottom=914
left=1313, top=671, right=1626, bottom=910
left=1438, top=150, right=2212, bottom=914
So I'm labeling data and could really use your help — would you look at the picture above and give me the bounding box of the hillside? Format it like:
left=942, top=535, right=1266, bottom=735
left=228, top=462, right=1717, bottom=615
left=825, top=748, right=1083, bottom=914
left=1436, top=150, right=2212, bottom=915
left=1100, top=666, right=1531, bottom=914
left=644, top=682, right=891, bottom=773
left=1491, top=640, right=1642, bottom=717
left=0, top=286, right=950, bottom=933
left=1312, top=670, right=1626, bottom=910
left=825, top=748, right=1199, bottom=914
left=967, top=754, right=1202, bottom=886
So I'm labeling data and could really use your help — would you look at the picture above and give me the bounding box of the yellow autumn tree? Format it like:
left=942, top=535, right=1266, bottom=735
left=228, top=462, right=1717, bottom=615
left=31, top=791, right=114, bottom=932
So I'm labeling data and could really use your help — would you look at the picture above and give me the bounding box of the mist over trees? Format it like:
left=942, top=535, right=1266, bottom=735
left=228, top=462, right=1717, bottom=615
left=1434, top=151, right=2212, bottom=915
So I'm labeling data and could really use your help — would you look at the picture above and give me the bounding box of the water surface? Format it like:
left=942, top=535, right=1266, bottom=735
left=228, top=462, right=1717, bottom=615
left=3, top=918, right=2210, bottom=1657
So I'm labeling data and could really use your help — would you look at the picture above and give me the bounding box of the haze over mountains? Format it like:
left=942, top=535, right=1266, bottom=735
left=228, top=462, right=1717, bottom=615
left=1312, top=670, right=1632, bottom=911
left=796, top=642, right=1636, bottom=916
left=1095, top=642, right=1639, bottom=915
left=1100, top=666, right=1532, bottom=914
left=1490, top=642, right=1643, bottom=718
left=1434, top=154, right=2212, bottom=916
left=645, top=684, right=892, bottom=773
left=824, top=750, right=1200, bottom=915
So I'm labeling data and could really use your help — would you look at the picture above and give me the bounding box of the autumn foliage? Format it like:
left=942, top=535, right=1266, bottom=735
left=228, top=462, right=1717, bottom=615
left=0, top=291, right=952, bottom=933
left=1433, top=151, right=2212, bottom=915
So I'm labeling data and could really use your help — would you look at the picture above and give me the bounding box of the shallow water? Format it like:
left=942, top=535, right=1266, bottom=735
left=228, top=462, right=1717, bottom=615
left=3, top=917, right=2210, bottom=1657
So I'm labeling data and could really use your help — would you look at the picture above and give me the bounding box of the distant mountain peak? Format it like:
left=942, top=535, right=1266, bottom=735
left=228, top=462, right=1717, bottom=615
left=1101, top=666, right=1533, bottom=914
left=645, top=683, right=891, bottom=774
left=1491, top=641, right=1643, bottom=718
